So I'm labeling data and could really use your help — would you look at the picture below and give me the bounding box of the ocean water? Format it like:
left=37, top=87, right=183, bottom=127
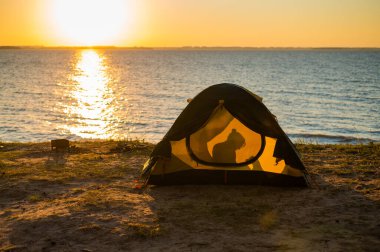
left=0, top=49, right=379, bottom=144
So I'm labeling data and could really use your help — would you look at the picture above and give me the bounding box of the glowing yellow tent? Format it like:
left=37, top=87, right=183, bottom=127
left=142, top=84, right=309, bottom=186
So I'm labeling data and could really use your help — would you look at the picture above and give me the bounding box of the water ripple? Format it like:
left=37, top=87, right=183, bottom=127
left=0, top=49, right=379, bottom=144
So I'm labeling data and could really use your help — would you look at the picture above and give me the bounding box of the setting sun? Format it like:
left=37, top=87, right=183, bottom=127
left=49, top=0, right=132, bottom=46
left=0, top=0, right=379, bottom=47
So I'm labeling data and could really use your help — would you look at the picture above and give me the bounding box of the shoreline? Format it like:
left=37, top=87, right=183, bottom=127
left=0, top=141, right=379, bottom=251
left=1, top=135, right=378, bottom=146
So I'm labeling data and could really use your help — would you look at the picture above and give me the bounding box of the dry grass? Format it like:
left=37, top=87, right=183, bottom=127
left=0, top=141, right=379, bottom=251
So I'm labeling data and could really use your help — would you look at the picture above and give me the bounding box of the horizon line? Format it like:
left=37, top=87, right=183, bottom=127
left=1, top=45, right=380, bottom=50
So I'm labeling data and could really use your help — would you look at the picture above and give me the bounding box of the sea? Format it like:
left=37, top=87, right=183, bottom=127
left=0, top=49, right=379, bottom=144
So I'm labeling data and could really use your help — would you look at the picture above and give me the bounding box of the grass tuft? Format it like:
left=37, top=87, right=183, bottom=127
left=127, top=223, right=162, bottom=239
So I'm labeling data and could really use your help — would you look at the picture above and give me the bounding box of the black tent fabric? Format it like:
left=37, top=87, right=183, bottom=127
left=142, top=83, right=309, bottom=186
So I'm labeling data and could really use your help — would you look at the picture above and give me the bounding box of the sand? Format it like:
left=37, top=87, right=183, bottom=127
left=0, top=141, right=379, bottom=251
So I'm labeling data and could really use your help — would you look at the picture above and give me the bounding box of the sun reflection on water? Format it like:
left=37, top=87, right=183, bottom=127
left=64, top=50, right=116, bottom=139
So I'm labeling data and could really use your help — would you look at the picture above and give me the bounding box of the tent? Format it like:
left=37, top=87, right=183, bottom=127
left=141, top=83, right=309, bottom=186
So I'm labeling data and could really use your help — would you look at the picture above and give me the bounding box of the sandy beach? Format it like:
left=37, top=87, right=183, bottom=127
left=0, top=141, right=379, bottom=251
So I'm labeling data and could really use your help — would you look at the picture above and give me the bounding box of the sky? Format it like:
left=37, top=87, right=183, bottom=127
left=0, top=0, right=379, bottom=47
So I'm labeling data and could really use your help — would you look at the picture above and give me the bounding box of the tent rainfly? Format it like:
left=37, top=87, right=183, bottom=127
left=141, top=83, right=309, bottom=186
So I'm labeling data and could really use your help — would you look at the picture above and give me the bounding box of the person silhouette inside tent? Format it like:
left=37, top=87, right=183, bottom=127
left=212, top=129, right=246, bottom=163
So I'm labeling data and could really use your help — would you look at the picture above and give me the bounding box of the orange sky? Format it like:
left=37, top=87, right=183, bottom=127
left=0, top=0, right=379, bottom=47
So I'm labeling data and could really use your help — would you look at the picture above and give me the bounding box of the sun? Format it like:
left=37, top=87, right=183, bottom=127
left=50, top=0, right=132, bottom=46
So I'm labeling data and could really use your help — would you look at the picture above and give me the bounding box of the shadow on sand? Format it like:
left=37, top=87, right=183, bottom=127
left=1, top=143, right=379, bottom=251
left=1, top=173, right=378, bottom=251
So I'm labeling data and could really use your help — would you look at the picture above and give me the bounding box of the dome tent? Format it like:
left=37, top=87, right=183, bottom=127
left=141, top=83, right=309, bottom=186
